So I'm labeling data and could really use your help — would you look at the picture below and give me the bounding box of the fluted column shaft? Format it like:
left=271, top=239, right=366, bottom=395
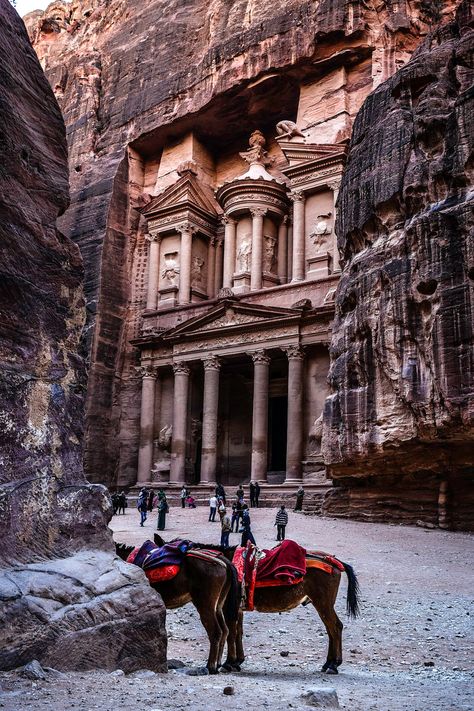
left=146, top=233, right=160, bottom=310
left=251, top=350, right=270, bottom=482
left=277, top=216, right=288, bottom=283
left=250, top=207, right=266, bottom=291
left=214, top=237, right=224, bottom=295
left=285, top=346, right=304, bottom=482
left=137, top=366, right=158, bottom=483
left=207, top=238, right=216, bottom=298
left=200, top=355, right=220, bottom=484
left=178, top=225, right=194, bottom=305
left=170, top=362, right=190, bottom=483
left=222, top=217, right=236, bottom=288
left=291, top=192, right=306, bottom=282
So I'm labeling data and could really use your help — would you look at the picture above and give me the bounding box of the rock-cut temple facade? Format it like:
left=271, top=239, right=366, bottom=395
left=132, top=125, right=346, bottom=492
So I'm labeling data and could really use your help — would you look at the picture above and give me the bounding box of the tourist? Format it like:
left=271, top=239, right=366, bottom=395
left=230, top=499, right=240, bottom=532
left=240, top=508, right=256, bottom=546
left=218, top=498, right=226, bottom=521
left=147, top=488, right=155, bottom=512
left=180, top=485, right=188, bottom=509
left=137, top=489, right=148, bottom=527
left=186, top=493, right=196, bottom=508
left=220, top=509, right=231, bottom=547
left=294, top=486, right=305, bottom=511
left=249, top=481, right=256, bottom=507
left=275, top=504, right=288, bottom=541
left=157, top=496, right=168, bottom=531
left=209, top=493, right=218, bottom=522
left=117, top=490, right=127, bottom=514
left=215, top=482, right=226, bottom=505
left=111, top=492, right=119, bottom=515
left=157, top=488, right=166, bottom=502
left=236, top=484, right=244, bottom=502
left=255, top=481, right=261, bottom=508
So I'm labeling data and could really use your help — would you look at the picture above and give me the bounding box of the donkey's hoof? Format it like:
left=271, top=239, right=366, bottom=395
left=326, top=666, right=338, bottom=675
left=220, top=663, right=233, bottom=672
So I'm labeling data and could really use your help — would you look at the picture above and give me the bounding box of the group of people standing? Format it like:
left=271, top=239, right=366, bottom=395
left=208, top=483, right=257, bottom=549
left=136, top=487, right=169, bottom=530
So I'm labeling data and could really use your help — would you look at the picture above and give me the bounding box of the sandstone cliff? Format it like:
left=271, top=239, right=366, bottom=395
left=25, top=0, right=456, bottom=487
left=322, top=1, right=474, bottom=529
left=0, top=0, right=166, bottom=671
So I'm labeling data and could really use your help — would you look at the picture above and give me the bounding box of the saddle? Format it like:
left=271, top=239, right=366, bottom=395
left=127, top=538, right=193, bottom=583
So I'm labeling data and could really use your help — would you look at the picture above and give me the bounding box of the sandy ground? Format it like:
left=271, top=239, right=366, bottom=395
left=2, top=505, right=473, bottom=710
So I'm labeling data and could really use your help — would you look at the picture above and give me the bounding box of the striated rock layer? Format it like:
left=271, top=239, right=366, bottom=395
left=0, top=0, right=166, bottom=671
left=322, top=2, right=474, bottom=530
left=25, top=0, right=457, bottom=487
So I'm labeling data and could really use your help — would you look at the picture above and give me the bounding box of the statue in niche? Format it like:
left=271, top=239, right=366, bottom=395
left=161, top=251, right=179, bottom=287
left=151, top=424, right=173, bottom=481
left=237, top=236, right=252, bottom=272
left=310, top=213, right=332, bottom=250
left=276, top=120, right=305, bottom=140
left=191, top=255, right=205, bottom=287
left=308, top=414, right=323, bottom=454
left=263, top=235, right=276, bottom=273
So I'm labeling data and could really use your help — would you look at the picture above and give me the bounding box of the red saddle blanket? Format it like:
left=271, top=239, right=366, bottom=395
left=257, top=540, right=307, bottom=585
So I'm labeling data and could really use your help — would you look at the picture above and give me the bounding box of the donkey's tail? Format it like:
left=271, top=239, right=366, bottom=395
left=224, top=561, right=241, bottom=622
left=341, top=562, right=360, bottom=619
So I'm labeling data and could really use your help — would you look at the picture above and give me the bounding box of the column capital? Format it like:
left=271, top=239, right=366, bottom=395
left=327, top=179, right=341, bottom=191
left=209, top=235, right=218, bottom=247
left=136, top=364, right=158, bottom=379
left=280, top=215, right=290, bottom=226
left=250, top=207, right=267, bottom=218
left=251, top=349, right=271, bottom=365
left=173, top=361, right=191, bottom=376
left=177, top=222, right=197, bottom=236
left=221, top=214, right=236, bottom=226
left=203, top=354, right=221, bottom=371
left=289, top=190, right=306, bottom=203
left=284, top=344, right=305, bottom=360
left=145, top=231, right=161, bottom=243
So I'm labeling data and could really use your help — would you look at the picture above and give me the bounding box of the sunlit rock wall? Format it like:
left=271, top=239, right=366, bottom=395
left=322, top=1, right=474, bottom=530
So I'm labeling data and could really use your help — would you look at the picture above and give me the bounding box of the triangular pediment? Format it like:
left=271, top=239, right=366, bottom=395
left=163, top=300, right=300, bottom=342
left=142, top=171, right=220, bottom=219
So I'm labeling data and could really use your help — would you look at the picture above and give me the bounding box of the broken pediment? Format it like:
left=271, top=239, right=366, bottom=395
left=277, top=140, right=348, bottom=169
left=141, top=169, right=221, bottom=221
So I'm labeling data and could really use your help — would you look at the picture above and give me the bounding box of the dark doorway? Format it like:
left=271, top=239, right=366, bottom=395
left=268, top=396, right=287, bottom=471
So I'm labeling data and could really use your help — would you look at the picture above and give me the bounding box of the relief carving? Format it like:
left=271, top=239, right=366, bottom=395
left=237, top=236, right=252, bottom=272
left=191, top=255, right=205, bottom=287
left=162, top=251, right=180, bottom=287
left=263, top=235, right=276, bottom=273
left=310, top=212, right=332, bottom=250
left=276, top=120, right=304, bottom=139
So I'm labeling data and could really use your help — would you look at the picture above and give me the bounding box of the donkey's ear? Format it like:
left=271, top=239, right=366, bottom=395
left=154, top=533, right=165, bottom=547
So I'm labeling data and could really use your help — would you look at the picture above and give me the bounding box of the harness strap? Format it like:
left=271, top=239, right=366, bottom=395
left=186, top=549, right=228, bottom=568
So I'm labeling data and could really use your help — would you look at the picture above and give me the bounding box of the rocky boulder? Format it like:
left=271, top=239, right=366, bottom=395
left=322, top=1, right=474, bottom=529
left=0, top=0, right=166, bottom=671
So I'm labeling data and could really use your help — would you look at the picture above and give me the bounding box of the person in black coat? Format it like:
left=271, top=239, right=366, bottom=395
left=240, top=508, right=256, bottom=546
left=249, top=481, right=256, bottom=507
left=255, top=482, right=261, bottom=508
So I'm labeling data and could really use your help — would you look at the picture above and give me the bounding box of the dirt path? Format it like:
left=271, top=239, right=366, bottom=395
left=2, top=506, right=473, bottom=710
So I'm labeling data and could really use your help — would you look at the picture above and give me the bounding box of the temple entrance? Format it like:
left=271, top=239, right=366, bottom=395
left=268, top=395, right=287, bottom=481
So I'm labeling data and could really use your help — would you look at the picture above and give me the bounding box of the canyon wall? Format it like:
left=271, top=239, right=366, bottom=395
left=0, top=0, right=166, bottom=671
left=322, top=1, right=474, bottom=529
left=25, top=0, right=457, bottom=487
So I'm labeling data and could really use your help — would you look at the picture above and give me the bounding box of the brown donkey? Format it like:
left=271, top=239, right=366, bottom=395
left=115, top=541, right=240, bottom=673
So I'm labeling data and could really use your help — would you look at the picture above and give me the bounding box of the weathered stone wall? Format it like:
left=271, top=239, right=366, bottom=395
left=322, top=1, right=474, bottom=530
left=25, top=0, right=456, bottom=487
left=0, top=0, right=166, bottom=671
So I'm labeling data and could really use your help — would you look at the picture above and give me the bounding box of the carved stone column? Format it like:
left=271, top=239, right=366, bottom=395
left=284, top=345, right=305, bottom=482
left=170, top=362, right=190, bottom=483
left=251, top=350, right=270, bottom=482
left=222, top=216, right=236, bottom=288
left=214, top=236, right=224, bottom=295
left=200, top=355, right=220, bottom=484
left=290, top=191, right=306, bottom=281
left=328, top=180, right=341, bottom=272
left=145, top=232, right=161, bottom=311
left=250, top=207, right=267, bottom=291
left=207, top=237, right=217, bottom=298
left=137, top=365, right=158, bottom=483
left=178, top=223, right=195, bottom=305
left=277, top=216, right=289, bottom=283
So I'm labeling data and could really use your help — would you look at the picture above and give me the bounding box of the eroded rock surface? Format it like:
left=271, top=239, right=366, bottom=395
left=24, top=0, right=457, bottom=488
left=322, top=2, right=474, bottom=529
left=0, top=0, right=166, bottom=671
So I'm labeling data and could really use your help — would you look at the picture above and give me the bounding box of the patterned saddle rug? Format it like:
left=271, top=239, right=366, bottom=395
left=127, top=538, right=193, bottom=583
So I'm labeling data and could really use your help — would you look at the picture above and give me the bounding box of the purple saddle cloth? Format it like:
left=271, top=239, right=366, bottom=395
left=133, top=539, right=193, bottom=570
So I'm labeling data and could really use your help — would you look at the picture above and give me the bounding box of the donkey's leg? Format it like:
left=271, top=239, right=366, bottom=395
left=307, top=571, right=343, bottom=674
left=194, top=598, right=223, bottom=674
left=216, top=604, right=229, bottom=670
left=235, top=609, right=245, bottom=665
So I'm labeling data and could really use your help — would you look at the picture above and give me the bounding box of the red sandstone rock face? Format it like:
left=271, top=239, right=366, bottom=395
left=322, top=1, right=474, bottom=529
left=25, top=0, right=456, bottom=487
left=0, top=0, right=166, bottom=672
